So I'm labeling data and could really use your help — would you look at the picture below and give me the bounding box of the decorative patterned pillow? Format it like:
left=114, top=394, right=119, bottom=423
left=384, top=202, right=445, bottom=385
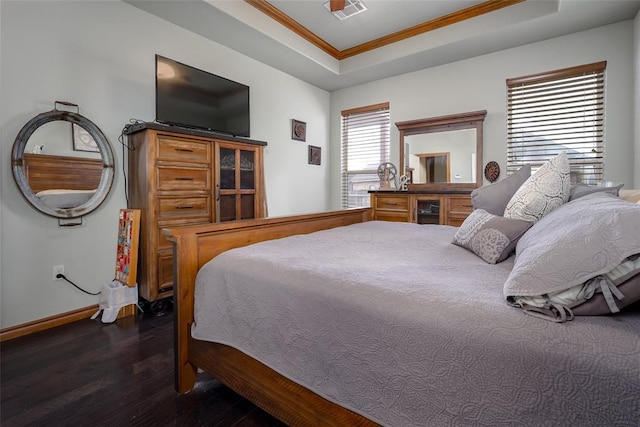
left=470, top=164, right=531, bottom=216
left=503, top=151, right=570, bottom=222
left=453, top=209, right=533, bottom=264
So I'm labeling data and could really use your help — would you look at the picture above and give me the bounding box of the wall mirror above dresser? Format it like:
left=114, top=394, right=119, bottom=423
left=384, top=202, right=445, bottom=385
left=396, top=110, right=486, bottom=191
left=11, top=102, right=115, bottom=221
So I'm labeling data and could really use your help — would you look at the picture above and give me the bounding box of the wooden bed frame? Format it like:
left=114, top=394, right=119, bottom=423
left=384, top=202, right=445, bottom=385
left=23, top=153, right=102, bottom=192
left=164, top=208, right=378, bottom=426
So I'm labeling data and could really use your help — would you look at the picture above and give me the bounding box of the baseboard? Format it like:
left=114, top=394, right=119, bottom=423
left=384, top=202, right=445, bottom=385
left=0, top=305, right=99, bottom=342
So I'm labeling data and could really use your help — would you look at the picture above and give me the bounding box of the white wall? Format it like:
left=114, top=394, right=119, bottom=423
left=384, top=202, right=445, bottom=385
left=329, top=21, right=637, bottom=209
left=0, top=1, right=330, bottom=328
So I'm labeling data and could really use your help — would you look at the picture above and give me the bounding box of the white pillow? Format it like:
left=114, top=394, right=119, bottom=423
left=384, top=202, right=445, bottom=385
left=503, top=151, right=570, bottom=222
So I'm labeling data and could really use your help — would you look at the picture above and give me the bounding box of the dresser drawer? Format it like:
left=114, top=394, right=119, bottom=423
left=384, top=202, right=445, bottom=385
left=157, top=166, right=210, bottom=191
left=157, top=136, right=210, bottom=164
left=157, top=251, right=174, bottom=293
left=158, top=196, right=212, bottom=221
left=374, top=211, right=411, bottom=222
left=446, top=216, right=469, bottom=227
left=448, top=195, right=473, bottom=214
left=375, top=195, right=409, bottom=211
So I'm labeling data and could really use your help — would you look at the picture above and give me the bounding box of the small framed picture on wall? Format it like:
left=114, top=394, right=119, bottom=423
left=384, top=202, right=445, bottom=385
left=308, top=145, right=321, bottom=165
left=72, top=124, right=99, bottom=152
left=291, top=119, right=306, bottom=141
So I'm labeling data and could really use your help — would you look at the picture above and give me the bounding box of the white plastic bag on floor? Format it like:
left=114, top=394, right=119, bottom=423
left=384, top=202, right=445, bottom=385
left=91, top=280, right=139, bottom=323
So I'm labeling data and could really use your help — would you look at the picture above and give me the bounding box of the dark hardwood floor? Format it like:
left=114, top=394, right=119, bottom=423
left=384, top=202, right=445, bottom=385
left=1, top=305, right=284, bottom=427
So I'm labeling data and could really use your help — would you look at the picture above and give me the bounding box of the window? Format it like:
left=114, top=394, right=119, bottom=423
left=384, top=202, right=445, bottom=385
left=506, top=61, right=606, bottom=184
left=341, top=102, right=390, bottom=208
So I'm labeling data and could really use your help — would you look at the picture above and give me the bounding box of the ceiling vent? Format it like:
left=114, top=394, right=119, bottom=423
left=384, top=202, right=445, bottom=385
left=323, top=0, right=367, bottom=21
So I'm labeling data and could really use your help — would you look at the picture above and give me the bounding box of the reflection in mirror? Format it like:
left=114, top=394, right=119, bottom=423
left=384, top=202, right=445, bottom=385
left=23, top=121, right=102, bottom=210
left=396, top=110, right=486, bottom=191
left=11, top=107, right=115, bottom=219
left=405, top=129, right=476, bottom=184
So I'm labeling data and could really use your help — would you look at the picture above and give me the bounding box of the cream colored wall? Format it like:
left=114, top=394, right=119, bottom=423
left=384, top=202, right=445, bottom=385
left=329, top=21, right=637, bottom=209
left=0, top=1, right=330, bottom=328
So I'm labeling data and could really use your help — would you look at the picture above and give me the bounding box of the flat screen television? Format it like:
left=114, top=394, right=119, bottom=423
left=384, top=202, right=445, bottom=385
left=155, top=55, right=250, bottom=137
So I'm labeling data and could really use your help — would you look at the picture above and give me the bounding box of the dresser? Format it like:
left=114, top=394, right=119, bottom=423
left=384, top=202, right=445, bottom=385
left=370, top=191, right=473, bottom=226
left=125, top=122, right=267, bottom=304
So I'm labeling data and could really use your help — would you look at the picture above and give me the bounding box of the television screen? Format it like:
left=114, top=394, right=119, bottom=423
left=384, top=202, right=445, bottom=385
left=155, top=55, right=250, bottom=137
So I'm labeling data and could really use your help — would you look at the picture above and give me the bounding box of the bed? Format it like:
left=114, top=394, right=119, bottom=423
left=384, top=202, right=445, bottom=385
left=164, top=189, right=640, bottom=425
left=23, top=153, right=101, bottom=208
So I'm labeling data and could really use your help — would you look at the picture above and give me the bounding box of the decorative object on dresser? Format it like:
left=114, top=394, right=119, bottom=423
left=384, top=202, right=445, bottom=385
left=124, top=122, right=267, bottom=309
left=376, top=162, right=397, bottom=191
left=397, top=174, right=409, bottom=191
left=291, top=119, right=306, bottom=141
left=11, top=100, right=115, bottom=225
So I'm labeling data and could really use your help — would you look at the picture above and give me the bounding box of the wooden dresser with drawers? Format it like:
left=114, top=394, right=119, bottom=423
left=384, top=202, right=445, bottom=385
left=370, top=190, right=473, bottom=226
left=125, top=122, right=266, bottom=306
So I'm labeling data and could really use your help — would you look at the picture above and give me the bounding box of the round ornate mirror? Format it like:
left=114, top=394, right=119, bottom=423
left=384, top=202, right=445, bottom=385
left=11, top=103, right=115, bottom=219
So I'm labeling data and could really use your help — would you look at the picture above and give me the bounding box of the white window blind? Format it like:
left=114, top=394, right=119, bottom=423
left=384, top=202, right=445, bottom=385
left=506, top=61, right=606, bottom=184
left=341, top=103, right=390, bottom=208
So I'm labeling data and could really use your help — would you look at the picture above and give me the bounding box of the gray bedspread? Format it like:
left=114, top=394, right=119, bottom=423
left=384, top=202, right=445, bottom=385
left=192, top=221, right=640, bottom=426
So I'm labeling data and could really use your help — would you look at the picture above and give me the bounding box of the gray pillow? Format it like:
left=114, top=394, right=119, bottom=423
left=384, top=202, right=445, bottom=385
left=452, top=209, right=533, bottom=264
left=504, top=192, right=640, bottom=301
left=572, top=270, right=640, bottom=315
left=471, top=164, right=531, bottom=216
left=569, top=183, right=624, bottom=201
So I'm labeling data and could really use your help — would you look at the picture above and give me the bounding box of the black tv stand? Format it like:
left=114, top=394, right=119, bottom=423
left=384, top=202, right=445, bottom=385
left=122, top=121, right=267, bottom=146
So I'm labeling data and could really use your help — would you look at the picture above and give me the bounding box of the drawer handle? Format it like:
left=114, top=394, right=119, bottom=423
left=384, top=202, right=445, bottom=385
left=175, top=148, right=194, bottom=153
left=175, top=177, right=194, bottom=181
left=462, top=204, right=473, bottom=208
left=175, top=206, right=194, bottom=209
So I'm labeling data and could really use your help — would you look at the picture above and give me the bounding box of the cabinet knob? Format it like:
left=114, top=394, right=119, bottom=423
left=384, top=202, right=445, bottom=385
left=174, top=148, right=194, bottom=153
left=175, top=177, right=194, bottom=181
left=176, top=206, right=194, bottom=209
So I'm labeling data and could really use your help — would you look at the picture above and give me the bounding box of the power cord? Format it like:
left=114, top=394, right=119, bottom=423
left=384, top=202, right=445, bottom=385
left=56, top=273, right=100, bottom=296
left=118, top=118, right=145, bottom=207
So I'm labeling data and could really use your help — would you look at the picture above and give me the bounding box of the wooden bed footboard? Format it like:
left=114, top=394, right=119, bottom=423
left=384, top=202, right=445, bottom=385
left=163, top=208, right=373, bottom=423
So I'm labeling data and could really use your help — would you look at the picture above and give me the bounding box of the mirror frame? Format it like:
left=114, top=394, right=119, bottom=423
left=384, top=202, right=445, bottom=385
left=396, top=110, right=486, bottom=191
left=11, top=109, right=115, bottom=219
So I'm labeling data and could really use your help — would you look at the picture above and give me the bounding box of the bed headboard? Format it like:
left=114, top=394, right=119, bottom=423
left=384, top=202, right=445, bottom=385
left=23, top=153, right=103, bottom=193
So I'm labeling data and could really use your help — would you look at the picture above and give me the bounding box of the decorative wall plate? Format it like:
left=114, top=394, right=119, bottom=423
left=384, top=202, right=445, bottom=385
left=484, top=161, right=500, bottom=182
left=292, top=119, right=306, bottom=141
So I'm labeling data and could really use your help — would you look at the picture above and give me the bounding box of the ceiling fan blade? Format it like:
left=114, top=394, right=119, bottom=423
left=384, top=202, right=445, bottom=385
left=330, top=0, right=345, bottom=12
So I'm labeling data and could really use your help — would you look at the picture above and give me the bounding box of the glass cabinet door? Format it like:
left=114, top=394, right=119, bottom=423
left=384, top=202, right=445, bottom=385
left=219, top=148, right=236, bottom=190
left=217, top=144, right=258, bottom=222
left=415, top=198, right=441, bottom=224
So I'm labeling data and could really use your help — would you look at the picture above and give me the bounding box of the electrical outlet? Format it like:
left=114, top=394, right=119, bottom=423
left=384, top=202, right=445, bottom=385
left=53, top=265, right=64, bottom=281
